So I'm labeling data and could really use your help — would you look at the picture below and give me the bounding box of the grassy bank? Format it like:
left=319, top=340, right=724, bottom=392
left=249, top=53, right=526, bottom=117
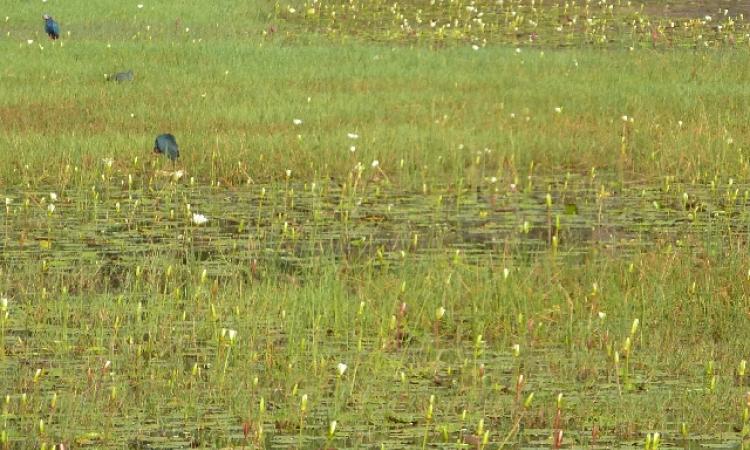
left=3, top=37, right=750, bottom=188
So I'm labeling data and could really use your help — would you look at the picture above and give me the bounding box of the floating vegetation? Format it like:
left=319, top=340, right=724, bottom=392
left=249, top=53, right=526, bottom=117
left=5, top=173, right=750, bottom=273
left=277, top=0, right=750, bottom=48
left=1, top=168, right=750, bottom=448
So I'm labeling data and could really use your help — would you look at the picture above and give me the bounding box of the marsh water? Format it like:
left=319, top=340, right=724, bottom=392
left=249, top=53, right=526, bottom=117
left=645, top=0, right=750, bottom=17
left=2, top=174, right=748, bottom=273
left=1, top=173, right=748, bottom=449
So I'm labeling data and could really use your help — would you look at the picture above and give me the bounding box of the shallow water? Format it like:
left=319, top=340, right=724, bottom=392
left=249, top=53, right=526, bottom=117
left=1, top=175, right=748, bottom=448
left=645, top=0, right=750, bottom=18
left=2, top=175, right=748, bottom=276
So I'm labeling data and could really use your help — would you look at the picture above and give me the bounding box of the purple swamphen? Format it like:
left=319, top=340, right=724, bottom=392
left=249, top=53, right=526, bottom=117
left=154, top=134, right=180, bottom=167
left=43, top=14, right=60, bottom=40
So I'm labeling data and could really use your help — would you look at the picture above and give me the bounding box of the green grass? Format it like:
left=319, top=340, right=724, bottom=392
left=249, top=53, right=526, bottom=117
left=4, top=18, right=750, bottom=188
left=1, top=0, right=750, bottom=448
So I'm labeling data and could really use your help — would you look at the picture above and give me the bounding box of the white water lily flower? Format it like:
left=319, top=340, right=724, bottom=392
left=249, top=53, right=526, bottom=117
left=49, top=193, right=57, bottom=201
left=47, top=204, right=55, bottom=214
left=371, top=160, right=380, bottom=168
left=192, top=213, right=208, bottom=225
left=329, top=420, right=337, bottom=436
left=336, top=363, right=348, bottom=376
left=292, top=118, right=303, bottom=126
left=137, top=4, right=143, bottom=8
left=347, top=132, right=359, bottom=139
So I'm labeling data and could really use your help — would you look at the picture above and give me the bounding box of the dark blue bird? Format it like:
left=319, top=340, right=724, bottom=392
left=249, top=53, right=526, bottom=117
left=43, top=14, right=60, bottom=40
left=107, top=70, right=134, bottom=82
left=153, top=134, right=180, bottom=163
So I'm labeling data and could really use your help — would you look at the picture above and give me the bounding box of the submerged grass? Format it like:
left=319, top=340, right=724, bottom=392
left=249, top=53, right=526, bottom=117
left=1, top=0, right=750, bottom=448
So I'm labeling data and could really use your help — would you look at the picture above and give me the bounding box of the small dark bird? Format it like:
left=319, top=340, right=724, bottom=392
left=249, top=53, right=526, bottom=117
left=106, top=70, right=134, bottom=82
left=153, top=133, right=180, bottom=164
left=43, top=14, right=60, bottom=40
